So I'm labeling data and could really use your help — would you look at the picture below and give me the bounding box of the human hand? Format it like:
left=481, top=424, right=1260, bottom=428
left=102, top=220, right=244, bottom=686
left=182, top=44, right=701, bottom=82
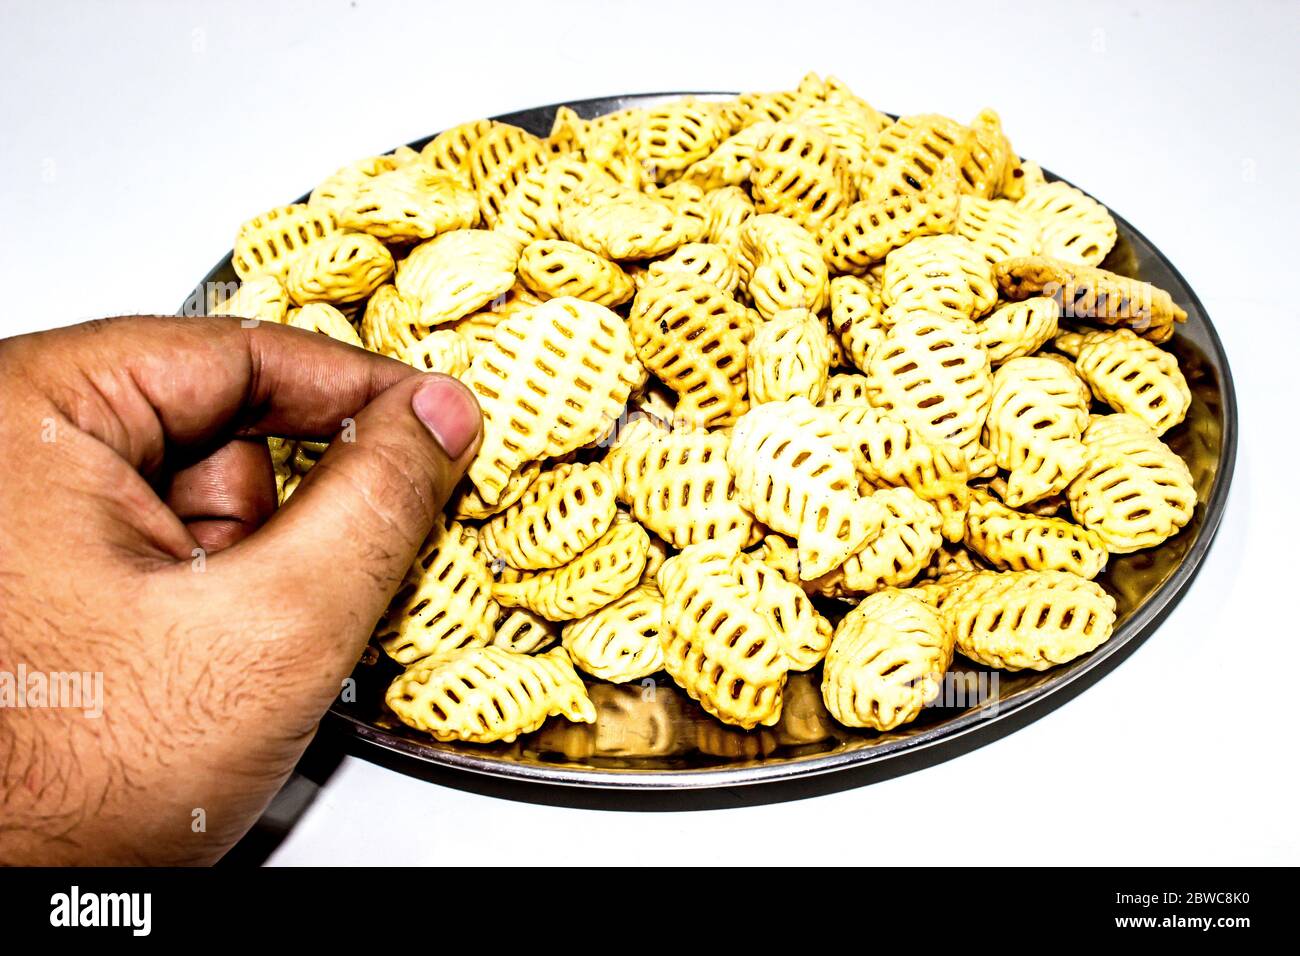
left=0, top=315, right=481, bottom=864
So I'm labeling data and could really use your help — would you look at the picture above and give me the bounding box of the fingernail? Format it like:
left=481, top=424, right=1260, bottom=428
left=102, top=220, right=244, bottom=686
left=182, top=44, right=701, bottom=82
left=412, top=376, right=481, bottom=459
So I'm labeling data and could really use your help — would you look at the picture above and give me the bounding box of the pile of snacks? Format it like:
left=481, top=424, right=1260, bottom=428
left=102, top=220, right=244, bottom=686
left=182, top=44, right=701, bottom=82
left=219, top=73, right=1196, bottom=743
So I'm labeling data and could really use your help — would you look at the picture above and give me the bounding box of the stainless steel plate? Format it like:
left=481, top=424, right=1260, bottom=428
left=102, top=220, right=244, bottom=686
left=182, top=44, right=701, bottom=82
left=189, top=93, right=1237, bottom=790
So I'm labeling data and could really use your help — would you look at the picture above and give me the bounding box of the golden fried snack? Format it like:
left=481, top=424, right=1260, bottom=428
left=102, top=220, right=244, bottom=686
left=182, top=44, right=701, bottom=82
left=1068, top=413, right=1196, bottom=553
left=978, top=296, right=1061, bottom=365
left=286, top=302, right=363, bottom=347
left=1056, top=328, right=1190, bottom=435
left=420, top=119, right=494, bottom=187
left=1016, top=180, right=1116, bottom=266
left=820, top=371, right=870, bottom=406
left=561, top=583, right=665, bottom=683
left=822, top=589, right=953, bottom=730
left=939, top=570, right=1117, bottom=670
left=490, top=607, right=559, bottom=655
left=701, top=185, right=755, bottom=253
left=402, top=328, right=470, bottom=376
left=865, top=313, right=994, bottom=474
left=339, top=165, right=479, bottom=242
left=796, top=97, right=890, bottom=181
left=656, top=545, right=789, bottom=728
left=517, top=239, right=634, bottom=306
left=737, top=214, right=829, bottom=320
left=954, top=196, right=1040, bottom=263
left=861, top=113, right=1010, bottom=202
left=464, top=296, right=640, bottom=505
left=449, top=460, right=542, bottom=521
left=286, top=233, right=394, bottom=305
left=747, top=308, right=833, bottom=404
left=386, top=645, right=595, bottom=744
left=681, top=122, right=777, bottom=190
left=882, top=234, right=998, bottom=322
left=964, top=490, right=1108, bottom=580
left=829, top=275, right=888, bottom=372
left=358, top=284, right=421, bottom=356
left=395, top=229, right=521, bottom=328
left=818, top=172, right=962, bottom=274
left=644, top=242, right=740, bottom=293
left=815, top=487, right=943, bottom=596
left=560, top=182, right=694, bottom=260
left=376, top=516, right=498, bottom=665
left=494, top=155, right=616, bottom=244
left=209, top=274, right=288, bottom=325
left=611, top=425, right=756, bottom=550
left=232, top=203, right=339, bottom=281
left=492, top=520, right=650, bottom=621
left=749, top=122, right=855, bottom=231
left=728, top=398, right=885, bottom=579
left=468, top=122, right=549, bottom=226
left=634, top=99, right=731, bottom=184
left=628, top=271, right=755, bottom=429
left=479, top=462, right=617, bottom=571
left=984, top=355, right=1091, bottom=506
left=995, top=255, right=1187, bottom=343
left=310, top=153, right=414, bottom=215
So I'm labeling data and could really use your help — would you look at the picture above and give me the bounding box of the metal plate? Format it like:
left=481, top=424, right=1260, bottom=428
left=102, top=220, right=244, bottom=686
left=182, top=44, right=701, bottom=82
left=188, top=93, right=1237, bottom=790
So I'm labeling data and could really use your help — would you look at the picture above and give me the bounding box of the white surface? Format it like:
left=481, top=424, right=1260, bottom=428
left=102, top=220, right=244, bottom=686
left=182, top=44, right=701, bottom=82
left=2, top=0, right=1296, bottom=865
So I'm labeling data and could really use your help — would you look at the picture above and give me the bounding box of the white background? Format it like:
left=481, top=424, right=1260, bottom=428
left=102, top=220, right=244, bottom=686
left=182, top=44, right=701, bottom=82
left=2, top=0, right=1296, bottom=865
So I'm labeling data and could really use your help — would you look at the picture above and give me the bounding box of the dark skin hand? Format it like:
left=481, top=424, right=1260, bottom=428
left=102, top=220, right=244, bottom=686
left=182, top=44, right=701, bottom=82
left=0, top=315, right=482, bottom=865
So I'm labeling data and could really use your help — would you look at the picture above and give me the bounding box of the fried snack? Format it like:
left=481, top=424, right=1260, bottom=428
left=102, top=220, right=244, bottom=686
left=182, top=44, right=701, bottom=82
left=701, top=185, right=755, bottom=253
left=479, top=462, right=618, bottom=571
left=286, top=233, right=394, bottom=305
left=822, top=589, right=953, bottom=731
left=612, top=425, right=756, bottom=550
left=820, top=372, right=870, bottom=406
left=635, top=99, right=731, bottom=184
left=747, top=308, right=833, bottom=404
left=749, top=122, right=855, bottom=231
left=865, top=313, right=994, bottom=473
left=813, top=487, right=943, bottom=597
left=561, top=583, right=665, bottom=683
left=1067, top=413, right=1196, bottom=553
left=828, top=275, right=887, bottom=372
left=516, top=239, right=634, bottom=306
left=402, top=328, right=470, bottom=376
left=492, top=520, right=650, bottom=621
left=628, top=271, right=755, bottom=429
left=286, top=302, right=363, bottom=347
left=954, top=196, right=1040, bottom=263
left=796, top=98, right=890, bottom=181
left=964, top=490, right=1108, bottom=580
left=984, top=355, right=1091, bottom=506
left=449, top=460, right=542, bottom=522
left=395, top=229, right=520, bottom=328
left=728, top=398, right=885, bottom=579
left=995, top=255, right=1187, bottom=343
left=386, top=645, right=595, bottom=744
left=468, top=122, right=549, bottom=226
left=737, top=214, right=829, bottom=320
left=338, top=165, right=479, bottom=242
left=232, top=203, right=339, bottom=281
left=490, top=607, right=559, bottom=655
left=420, top=119, right=494, bottom=187
left=681, top=122, right=776, bottom=190
left=828, top=403, right=971, bottom=542
left=860, top=113, right=1010, bottom=202
left=1056, top=328, right=1190, bottom=435
left=464, top=297, right=640, bottom=505
left=358, top=284, right=421, bottom=356
left=209, top=274, right=288, bottom=325
left=939, top=570, right=1117, bottom=670
left=978, top=296, right=1061, bottom=366
left=376, top=516, right=498, bottom=665
left=309, top=153, right=415, bottom=215
left=1016, top=181, right=1116, bottom=266
left=560, top=182, right=693, bottom=260
left=882, top=234, right=998, bottom=322
left=644, top=242, right=740, bottom=293
left=494, top=155, right=616, bottom=244
left=657, top=545, right=789, bottom=729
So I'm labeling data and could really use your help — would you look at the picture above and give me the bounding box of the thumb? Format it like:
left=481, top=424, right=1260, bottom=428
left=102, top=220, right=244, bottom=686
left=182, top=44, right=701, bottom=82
left=224, top=373, right=482, bottom=642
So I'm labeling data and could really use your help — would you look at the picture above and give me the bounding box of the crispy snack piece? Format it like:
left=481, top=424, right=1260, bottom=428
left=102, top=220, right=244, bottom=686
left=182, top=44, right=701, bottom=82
left=796, top=98, right=891, bottom=181
left=421, top=119, right=494, bottom=187
left=978, top=296, right=1060, bottom=366
left=984, top=355, right=1091, bottom=506
left=492, top=521, right=650, bottom=621
left=209, top=274, right=288, bottom=325
left=821, top=589, right=953, bottom=731
left=681, top=122, right=777, bottom=190
left=1056, top=328, right=1190, bottom=435
left=479, top=462, right=617, bottom=571
left=386, top=646, right=595, bottom=744
left=468, top=122, right=549, bottom=226
left=494, top=156, right=617, bottom=244
left=994, top=255, right=1187, bottom=343
left=749, top=122, right=855, bottom=231
left=954, top=196, right=1040, bottom=263
left=865, top=313, right=994, bottom=473
left=562, top=582, right=665, bottom=683
left=938, top=570, right=1117, bottom=671
left=860, top=112, right=1012, bottom=202
left=395, top=229, right=521, bottom=328
left=634, top=99, right=731, bottom=184
left=882, top=234, right=998, bottom=322
left=517, top=239, right=634, bottom=306
left=611, top=425, right=756, bottom=550
left=1067, top=413, right=1196, bottom=553
left=747, top=308, right=833, bottom=404
left=560, top=182, right=694, bottom=260
left=310, top=152, right=417, bottom=215
left=644, top=242, right=740, bottom=293
left=810, top=487, right=943, bottom=597
left=628, top=272, right=755, bottom=428
left=490, top=607, right=559, bottom=655
left=286, top=233, right=394, bottom=305
left=465, top=297, right=640, bottom=505
left=449, top=460, right=542, bottom=521
left=359, top=284, right=421, bottom=356
left=233, top=203, right=339, bottom=281
left=402, top=329, right=470, bottom=376
left=1015, top=181, right=1116, bottom=266
left=737, top=214, right=829, bottom=319
left=701, top=185, right=755, bottom=254
left=376, top=516, right=498, bottom=665
left=820, top=371, right=870, bottom=405
left=829, top=275, right=887, bottom=372
left=964, top=490, right=1108, bottom=580
left=656, top=545, right=789, bottom=729
left=339, top=166, right=479, bottom=242
left=728, top=398, right=885, bottom=579
left=286, top=302, right=363, bottom=347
